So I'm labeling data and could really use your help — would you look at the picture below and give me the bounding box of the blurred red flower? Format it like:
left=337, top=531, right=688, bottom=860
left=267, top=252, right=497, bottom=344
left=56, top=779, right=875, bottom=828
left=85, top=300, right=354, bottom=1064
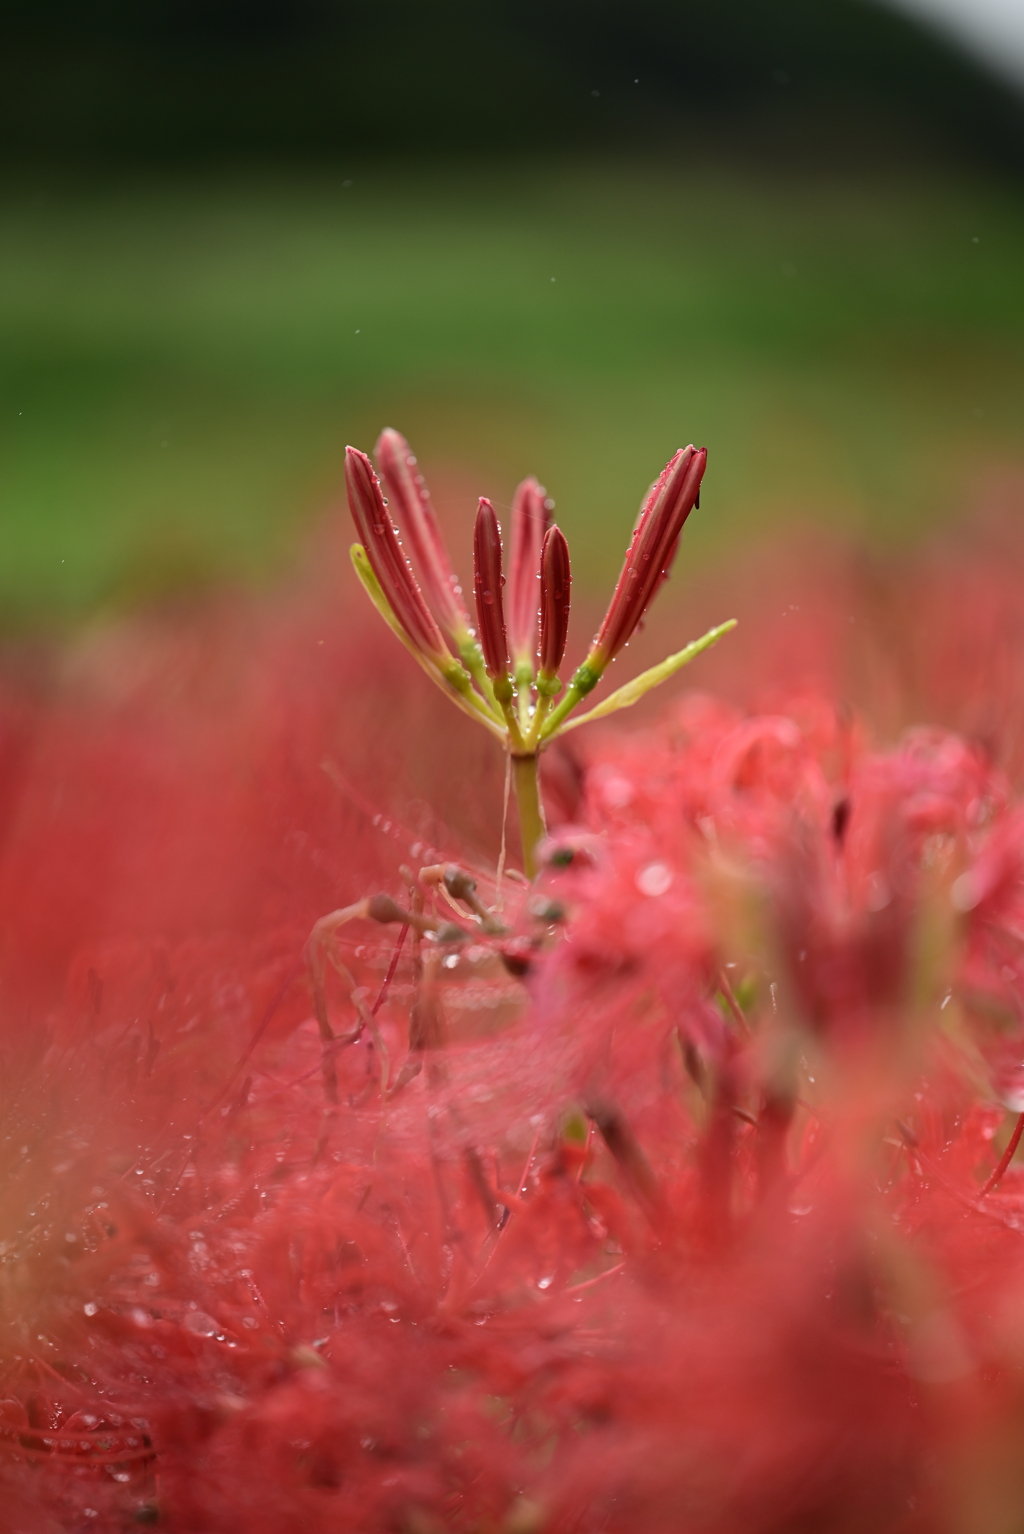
left=0, top=503, right=1022, bottom=1532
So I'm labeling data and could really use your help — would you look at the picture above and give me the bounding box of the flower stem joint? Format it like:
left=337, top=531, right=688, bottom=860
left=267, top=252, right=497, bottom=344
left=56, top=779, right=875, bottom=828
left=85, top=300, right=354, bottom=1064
left=346, top=429, right=735, bottom=876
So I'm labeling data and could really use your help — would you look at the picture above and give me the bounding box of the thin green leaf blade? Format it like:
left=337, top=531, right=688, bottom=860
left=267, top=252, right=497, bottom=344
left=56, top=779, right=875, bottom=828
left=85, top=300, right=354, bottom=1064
left=350, top=544, right=507, bottom=738
left=556, top=620, right=737, bottom=735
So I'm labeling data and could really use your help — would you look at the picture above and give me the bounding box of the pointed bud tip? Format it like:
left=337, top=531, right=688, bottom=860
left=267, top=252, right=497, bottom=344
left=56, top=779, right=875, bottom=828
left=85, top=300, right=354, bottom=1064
left=374, top=425, right=408, bottom=459
left=591, top=441, right=708, bottom=666
left=508, top=477, right=552, bottom=663
left=344, top=445, right=378, bottom=499
left=345, top=444, right=374, bottom=475
left=370, top=427, right=469, bottom=638
left=345, top=442, right=452, bottom=666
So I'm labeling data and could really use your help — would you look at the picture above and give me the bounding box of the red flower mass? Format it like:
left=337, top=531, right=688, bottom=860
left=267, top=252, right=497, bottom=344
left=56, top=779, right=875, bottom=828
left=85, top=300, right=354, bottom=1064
left=0, top=474, right=1024, bottom=1533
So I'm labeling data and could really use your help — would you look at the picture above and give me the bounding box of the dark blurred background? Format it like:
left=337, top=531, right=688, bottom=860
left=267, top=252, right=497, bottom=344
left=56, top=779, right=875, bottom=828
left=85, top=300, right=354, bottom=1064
left=4, top=0, right=1024, bottom=165
left=2, top=0, right=1023, bottom=626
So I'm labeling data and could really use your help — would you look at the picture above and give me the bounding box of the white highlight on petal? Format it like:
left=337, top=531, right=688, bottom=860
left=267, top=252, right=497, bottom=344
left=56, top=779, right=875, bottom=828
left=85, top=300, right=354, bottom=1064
left=636, top=862, right=673, bottom=897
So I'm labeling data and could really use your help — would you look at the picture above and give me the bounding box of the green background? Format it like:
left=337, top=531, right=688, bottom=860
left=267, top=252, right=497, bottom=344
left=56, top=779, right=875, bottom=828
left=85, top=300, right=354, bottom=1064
left=3, top=160, right=1023, bottom=627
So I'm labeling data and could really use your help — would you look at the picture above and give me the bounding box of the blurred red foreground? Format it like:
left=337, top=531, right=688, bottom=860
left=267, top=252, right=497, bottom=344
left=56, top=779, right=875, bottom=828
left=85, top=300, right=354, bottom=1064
left=1, top=505, right=1024, bottom=1533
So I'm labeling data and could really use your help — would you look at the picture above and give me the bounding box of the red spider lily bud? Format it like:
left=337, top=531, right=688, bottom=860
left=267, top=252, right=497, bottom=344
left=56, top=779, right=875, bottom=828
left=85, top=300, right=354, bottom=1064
left=345, top=447, right=452, bottom=666
left=374, top=428, right=471, bottom=639
left=589, top=445, right=706, bottom=674
left=538, top=525, right=571, bottom=686
left=507, top=476, right=551, bottom=671
left=473, top=498, right=510, bottom=684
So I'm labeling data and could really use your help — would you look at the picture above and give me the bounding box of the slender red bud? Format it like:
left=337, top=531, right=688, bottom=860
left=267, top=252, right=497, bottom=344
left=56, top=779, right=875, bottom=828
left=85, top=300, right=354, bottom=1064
left=345, top=447, right=451, bottom=664
left=507, top=476, right=551, bottom=667
left=374, top=428, right=470, bottom=638
left=473, top=498, right=509, bottom=679
left=539, top=525, right=571, bottom=680
left=590, top=445, right=706, bottom=669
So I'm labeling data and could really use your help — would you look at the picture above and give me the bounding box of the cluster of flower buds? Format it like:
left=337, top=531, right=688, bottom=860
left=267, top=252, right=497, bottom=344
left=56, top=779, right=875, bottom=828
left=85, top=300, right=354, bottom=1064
left=346, top=429, right=735, bottom=760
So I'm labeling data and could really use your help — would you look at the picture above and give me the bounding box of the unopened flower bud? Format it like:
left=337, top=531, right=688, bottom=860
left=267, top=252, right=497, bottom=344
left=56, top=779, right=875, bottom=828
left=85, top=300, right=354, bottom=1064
left=589, top=445, right=706, bottom=672
left=538, top=525, right=571, bottom=687
left=345, top=447, right=453, bottom=667
left=507, top=477, right=551, bottom=672
left=473, top=498, right=511, bottom=687
left=374, top=428, right=471, bottom=640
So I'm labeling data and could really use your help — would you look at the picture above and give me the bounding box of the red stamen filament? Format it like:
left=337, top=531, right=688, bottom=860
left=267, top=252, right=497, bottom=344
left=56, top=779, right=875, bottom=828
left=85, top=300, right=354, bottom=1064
left=981, top=1111, right=1024, bottom=1196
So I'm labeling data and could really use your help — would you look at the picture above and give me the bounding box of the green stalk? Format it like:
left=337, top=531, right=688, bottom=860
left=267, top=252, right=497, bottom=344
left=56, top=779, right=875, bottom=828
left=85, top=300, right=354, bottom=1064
left=537, top=659, right=601, bottom=741
left=459, top=639, right=503, bottom=720
left=514, top=659, right=534, bottom=736
left=512, top=752, right=546, bottom=879
left=526, top=692, right=552, bottom=748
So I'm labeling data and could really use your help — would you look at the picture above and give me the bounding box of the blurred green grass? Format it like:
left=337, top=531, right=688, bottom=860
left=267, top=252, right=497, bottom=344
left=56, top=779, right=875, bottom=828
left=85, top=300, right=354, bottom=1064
left=2, top=159, right=1023, bottom=627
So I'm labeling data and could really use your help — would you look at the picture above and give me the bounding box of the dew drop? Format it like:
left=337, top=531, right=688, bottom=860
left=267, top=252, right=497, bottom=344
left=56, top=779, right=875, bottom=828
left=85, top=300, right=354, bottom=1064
left=184, top=1311, right=219, bottom=1337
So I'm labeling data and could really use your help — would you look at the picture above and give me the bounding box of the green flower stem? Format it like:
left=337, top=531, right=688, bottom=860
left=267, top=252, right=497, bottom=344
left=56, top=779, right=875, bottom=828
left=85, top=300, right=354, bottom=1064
left=512, top=752, right=546, bottom=879
left=351, top=545, right=506, bottom=738
left=442, top=662, right=514, bottom=735
left=489, top=671, right=528, bottom=754
left=459, top=639, right=504, bottom=722
left=538, top=659, right=602, bottom=741
left=502, top=702, right=527, bottom=755
left=514, top=660, right=535, bottom=736
left=523, top=670, right=564, bottom=749
left=516, top=690, right=533, bottom=737
left=525, top=693, right=552, bottom=748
